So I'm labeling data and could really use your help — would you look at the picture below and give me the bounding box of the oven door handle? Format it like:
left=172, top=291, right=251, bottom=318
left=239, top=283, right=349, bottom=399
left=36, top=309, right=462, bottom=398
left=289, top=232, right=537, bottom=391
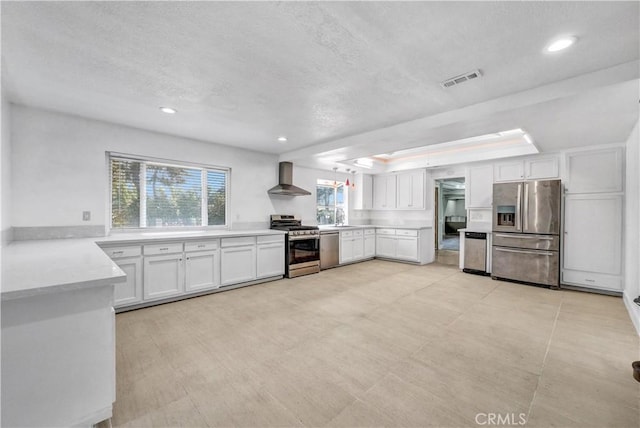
left=288, top=235, right=320, bottom=241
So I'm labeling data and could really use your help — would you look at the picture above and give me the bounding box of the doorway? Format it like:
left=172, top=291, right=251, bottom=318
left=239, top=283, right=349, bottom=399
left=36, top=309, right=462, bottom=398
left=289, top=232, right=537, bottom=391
left=434, top=178, right=466, bottom=253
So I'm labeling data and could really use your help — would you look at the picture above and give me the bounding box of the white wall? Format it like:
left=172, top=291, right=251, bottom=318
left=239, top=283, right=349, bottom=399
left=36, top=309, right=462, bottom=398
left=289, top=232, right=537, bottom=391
left=1, top=92, right=11, bottom=244
left=273, top=165, right=350, bottom=226
left=10, top=105, right=309, bottom=232
left=624, top=118, right=640, bottom=334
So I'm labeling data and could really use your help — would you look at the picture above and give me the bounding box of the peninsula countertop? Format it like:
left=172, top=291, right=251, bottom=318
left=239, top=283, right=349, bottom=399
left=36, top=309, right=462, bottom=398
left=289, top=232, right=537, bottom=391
left=2, top=228, right=286, bottom=301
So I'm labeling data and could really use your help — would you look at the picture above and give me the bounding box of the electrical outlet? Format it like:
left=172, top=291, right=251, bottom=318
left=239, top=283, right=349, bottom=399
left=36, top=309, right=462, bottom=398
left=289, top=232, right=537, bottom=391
left=82, top=211, right=91, bottom=221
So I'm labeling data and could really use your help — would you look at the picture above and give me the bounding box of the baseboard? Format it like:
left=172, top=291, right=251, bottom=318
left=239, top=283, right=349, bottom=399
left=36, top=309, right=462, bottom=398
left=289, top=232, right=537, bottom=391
left=623, top=292, right=640, bottom=336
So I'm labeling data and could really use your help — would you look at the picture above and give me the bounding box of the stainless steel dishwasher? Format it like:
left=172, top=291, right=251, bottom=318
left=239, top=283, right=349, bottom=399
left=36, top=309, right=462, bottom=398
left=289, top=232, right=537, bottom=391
left=463, top=232, right=488, bottom=275
left=320, top=231, right=339, bottom=270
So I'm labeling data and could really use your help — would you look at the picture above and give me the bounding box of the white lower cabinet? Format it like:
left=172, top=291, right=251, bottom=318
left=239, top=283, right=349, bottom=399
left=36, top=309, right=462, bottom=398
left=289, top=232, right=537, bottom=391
left=113, top=257, right=143, bottom=307
left=375, top=228, right=433, bottom=264
left=220, top=237, right=257, bottom=286
left=185, top=250, right=220, bottom=292
left=376, top=233, right=397, bottom=259
left=102, top=245, right=143, bottom=308
left=143, top=253, right=185, bottom=300
left=257, top=235, right=285, bottom=279
left=396, top=236, right=419, bottom=261
left=353, top=235, right=364, bottom=260
left=339, top=230, right=371, bottom=264
left=104, top=233, right=285, bottom=310
left=364, top=229, right=376, bottom=257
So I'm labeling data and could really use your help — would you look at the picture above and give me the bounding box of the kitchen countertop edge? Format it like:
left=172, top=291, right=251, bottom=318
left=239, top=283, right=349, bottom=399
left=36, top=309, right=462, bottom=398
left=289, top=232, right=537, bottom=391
left=2, top=229, right=286, bottom=301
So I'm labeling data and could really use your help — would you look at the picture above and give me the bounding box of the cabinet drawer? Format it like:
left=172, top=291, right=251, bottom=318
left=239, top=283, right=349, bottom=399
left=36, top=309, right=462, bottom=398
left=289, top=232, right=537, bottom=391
left=185, top=240, right=219, bottom=252
left=396, top=229, right=418, bottom=237
left=562, top=270, right=622, bottom=291
left=364, top=229, right=376, bottom=236
left=340, top=231, right=353, bottom=238
left=102, top=245, right=141, bottom=259
left=144, top=242, right=183, bottom=256
left=257, top=234, right=284, bottom=244
left=353, top=229, right=363, bottom=237
left=221, top=236, right=256, bottom=248
left=377, top=228, right=396, bottom=235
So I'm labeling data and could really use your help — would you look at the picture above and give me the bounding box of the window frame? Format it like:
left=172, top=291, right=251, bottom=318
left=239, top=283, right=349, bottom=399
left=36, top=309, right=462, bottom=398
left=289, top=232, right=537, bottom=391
left=107, top=152, right=230, bottom=232
left=316, top=180, right=348, bottom=226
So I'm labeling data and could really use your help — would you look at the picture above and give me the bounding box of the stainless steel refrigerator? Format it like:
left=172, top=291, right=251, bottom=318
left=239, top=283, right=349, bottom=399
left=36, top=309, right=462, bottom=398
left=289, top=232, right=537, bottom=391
left=492, top=179, right=561, bottom=288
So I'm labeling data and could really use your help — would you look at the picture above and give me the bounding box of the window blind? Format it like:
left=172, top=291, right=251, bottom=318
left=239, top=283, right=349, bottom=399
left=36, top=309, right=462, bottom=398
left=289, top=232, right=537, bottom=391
left=110, top=155, right=228, bottom=229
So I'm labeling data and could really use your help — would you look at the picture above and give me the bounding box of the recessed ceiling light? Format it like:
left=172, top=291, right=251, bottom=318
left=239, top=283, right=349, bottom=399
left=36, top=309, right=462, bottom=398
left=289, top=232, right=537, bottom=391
left=546, top=36, right=577, bottom=53
left=159, top=107, right=177, bottom=114
left=277, top=136, right=288, bottom=143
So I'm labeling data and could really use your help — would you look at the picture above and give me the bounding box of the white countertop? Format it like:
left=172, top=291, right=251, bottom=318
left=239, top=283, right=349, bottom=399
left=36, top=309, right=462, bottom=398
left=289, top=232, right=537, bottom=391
left=96, top=229, right=286, bottom=245
left=319, top=224, right=432, bottom=232
left=2, top=229, right=285, bottom=301
left=2, top=238, right=126, bottom=301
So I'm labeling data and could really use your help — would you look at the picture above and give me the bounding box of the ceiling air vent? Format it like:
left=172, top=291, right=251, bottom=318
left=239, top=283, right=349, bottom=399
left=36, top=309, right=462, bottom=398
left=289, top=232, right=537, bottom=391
left=440, top=69, right=482, bottom=89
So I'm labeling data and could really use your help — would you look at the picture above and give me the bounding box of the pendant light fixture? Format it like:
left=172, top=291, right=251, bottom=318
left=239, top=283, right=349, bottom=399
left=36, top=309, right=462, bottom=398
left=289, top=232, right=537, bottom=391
left=345, top=169, right=351, bottom=187
left=333, top=167, right=338, bottom=188
left=351, top=170, right=356, bottom=189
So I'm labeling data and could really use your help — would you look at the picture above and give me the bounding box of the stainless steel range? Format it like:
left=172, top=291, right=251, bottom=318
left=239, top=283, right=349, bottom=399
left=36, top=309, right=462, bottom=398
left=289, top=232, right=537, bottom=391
left=270, top=215, right=320, bottom=278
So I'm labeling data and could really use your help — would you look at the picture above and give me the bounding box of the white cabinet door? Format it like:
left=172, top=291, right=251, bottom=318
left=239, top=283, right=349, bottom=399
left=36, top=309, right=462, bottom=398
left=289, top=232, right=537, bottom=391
left=113, top=257, right=142, bottom=307
left=364, top=235, right=375, bottom=258
left=373, top=175, right=397, bottom=209
left=466, top=165, right=493, bottom=208
left=376, top=235, right=397, bottom=258
left=352, top=236, right=364, bottom=260
left=144, top=254, right=184, bottom=300
left=340, top=234, right=354, bottom=264
left=256, top=242, right=285, bottom=278
left=494, top=161, right=524, bottom=182
left=525, top=157, right=559, bottom=180
left=563, top=194, right=622, bottom=276
left=397, top=170, right=425, bottom=209
left=353, top=173, right=373, bottom=210
left=185, top=250, right=220, bottom=292
left=220, top=246, right=257, bottom=286
left=396, top=237, right=419, bottom=261
left=565, top=147, right=623, bottom=194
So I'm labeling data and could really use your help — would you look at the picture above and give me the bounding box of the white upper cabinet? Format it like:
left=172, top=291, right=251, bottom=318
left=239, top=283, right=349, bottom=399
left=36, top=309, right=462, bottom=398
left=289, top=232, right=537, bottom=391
left=372, top=170, right=425, bottom=211
left=525, top=157, right=559, bottom=180
left=565, top=147, right=623, bottom=194
left=494, top=157, right=559, bottom=182
left=352, top=173, right=373, bottom=210
left=397, top=170, right=426, bottom=210
left=494, top=161, right=524, bottom=182
left=466, top=165, right=493, bottom=208
left=373, top=175, right=397, bottom=210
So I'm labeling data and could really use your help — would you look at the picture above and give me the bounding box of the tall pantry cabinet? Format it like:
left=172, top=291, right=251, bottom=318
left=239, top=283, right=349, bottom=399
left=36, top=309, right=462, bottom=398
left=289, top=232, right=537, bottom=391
left=562, top=146, right=624, bottom=292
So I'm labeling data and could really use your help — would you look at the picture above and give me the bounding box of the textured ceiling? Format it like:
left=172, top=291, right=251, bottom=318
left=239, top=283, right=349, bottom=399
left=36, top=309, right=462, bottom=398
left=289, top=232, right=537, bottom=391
left=2, top=1, right=639, bottom=166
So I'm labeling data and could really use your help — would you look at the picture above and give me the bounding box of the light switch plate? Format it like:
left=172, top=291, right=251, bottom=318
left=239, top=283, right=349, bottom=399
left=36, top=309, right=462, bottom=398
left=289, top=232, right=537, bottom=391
left=82, top=211, right=91, bottom=221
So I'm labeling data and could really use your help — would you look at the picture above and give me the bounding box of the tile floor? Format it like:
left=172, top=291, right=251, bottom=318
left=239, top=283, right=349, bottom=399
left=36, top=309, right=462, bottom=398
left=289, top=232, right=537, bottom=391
left=109, top=260, right=640, bottom=427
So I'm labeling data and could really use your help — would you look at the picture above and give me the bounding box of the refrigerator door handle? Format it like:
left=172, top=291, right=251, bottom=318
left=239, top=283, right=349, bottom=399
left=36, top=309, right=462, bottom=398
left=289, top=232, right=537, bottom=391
left=494, top=233, right=554, bottom=240
left=515, top=183, right=522, bottom=232
left=523, top=182, right=529, bottom=232
left=494, top=247, right=555, bottom=257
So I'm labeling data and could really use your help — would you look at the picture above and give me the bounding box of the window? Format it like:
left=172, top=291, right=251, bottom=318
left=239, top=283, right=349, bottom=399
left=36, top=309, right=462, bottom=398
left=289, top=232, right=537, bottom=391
left=316, top=180, right=347, bottom=225
left=110, top=154, right=228, bottom=229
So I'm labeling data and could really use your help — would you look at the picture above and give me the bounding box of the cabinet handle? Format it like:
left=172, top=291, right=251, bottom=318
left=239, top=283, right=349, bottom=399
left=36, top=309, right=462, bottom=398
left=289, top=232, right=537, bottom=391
left=197, top=244, right=206, bottom=248
left=585, top=279, right=595, bottom=283
left=112, top=251, right=123, bottom=255
left=160, top=247, right=169, bottom=251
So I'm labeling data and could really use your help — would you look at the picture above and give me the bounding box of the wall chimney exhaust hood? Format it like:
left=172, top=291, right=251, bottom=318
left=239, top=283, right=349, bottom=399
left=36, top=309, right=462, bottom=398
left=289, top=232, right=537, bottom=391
left=267, top=162, right=311, bottom=196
